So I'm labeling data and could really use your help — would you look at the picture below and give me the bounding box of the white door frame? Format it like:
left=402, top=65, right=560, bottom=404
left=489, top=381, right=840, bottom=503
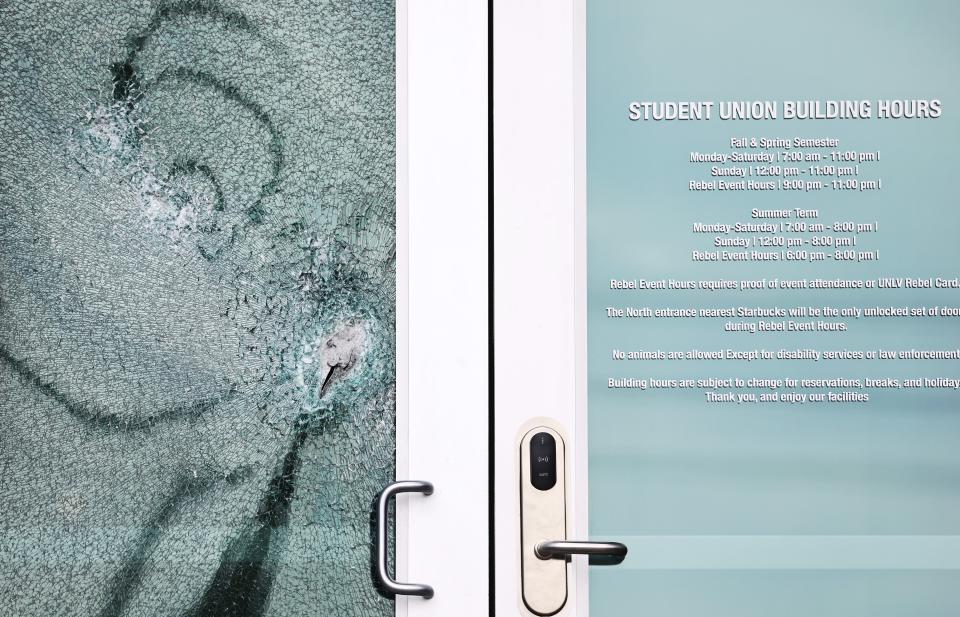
left=399, top=1, right=489, bottom=616
left=494, top=0, right=589, bottom=614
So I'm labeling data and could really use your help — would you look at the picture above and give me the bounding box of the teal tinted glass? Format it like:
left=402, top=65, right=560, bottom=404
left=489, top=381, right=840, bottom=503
left=0, top=2, right=396, bottom=615
left=587, top=1, right=960, bottom=614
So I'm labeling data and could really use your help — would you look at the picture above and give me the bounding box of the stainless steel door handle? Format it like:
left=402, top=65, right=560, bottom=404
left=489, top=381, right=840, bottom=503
left=519, top=425, right=629, bottom=615
left=375, top=480, right=435, bottom=599
left=535, top=540, right=628, bottom=566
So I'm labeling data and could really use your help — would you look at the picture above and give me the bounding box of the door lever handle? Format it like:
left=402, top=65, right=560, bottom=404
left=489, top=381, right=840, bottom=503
left=535, top=540, right=628, bottom=566
left=375, top=480, right=435, bottom=599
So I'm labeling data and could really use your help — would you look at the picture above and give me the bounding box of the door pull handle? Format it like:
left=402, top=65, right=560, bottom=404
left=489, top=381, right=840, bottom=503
left=374, top=480, right=435, bottom=599
left=535, top=540, right=628, bottom=566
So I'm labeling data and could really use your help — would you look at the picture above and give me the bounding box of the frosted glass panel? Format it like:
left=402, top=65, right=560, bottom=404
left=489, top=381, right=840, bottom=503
left=587, top=1, right=960, bottom=615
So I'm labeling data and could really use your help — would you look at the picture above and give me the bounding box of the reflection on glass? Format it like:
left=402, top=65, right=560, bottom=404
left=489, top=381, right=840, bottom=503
left=0, top=1, right=396, bottom=615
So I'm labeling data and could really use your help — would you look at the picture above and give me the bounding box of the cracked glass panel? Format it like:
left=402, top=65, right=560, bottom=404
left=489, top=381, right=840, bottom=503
left=0, top=1, right=396, bottom=615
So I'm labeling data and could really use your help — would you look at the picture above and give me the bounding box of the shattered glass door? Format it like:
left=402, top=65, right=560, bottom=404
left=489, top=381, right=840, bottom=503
left=0, top=1, right=397, bottom=615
